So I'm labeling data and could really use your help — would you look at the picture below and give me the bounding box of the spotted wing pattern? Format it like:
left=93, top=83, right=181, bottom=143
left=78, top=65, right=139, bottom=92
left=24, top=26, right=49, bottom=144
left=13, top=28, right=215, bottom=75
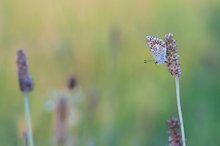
left=146, top=35, right=167, bottom=64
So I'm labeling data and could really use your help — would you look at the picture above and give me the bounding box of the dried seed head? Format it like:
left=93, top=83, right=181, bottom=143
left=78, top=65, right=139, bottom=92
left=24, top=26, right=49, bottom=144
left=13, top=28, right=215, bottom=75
left=53, top=97, right=68, bottom=145
left=164, top=33, right=181, bottom=78
left=67, top=75, right=77, bottom=90
left=167, top=117, right=183, bottom=146
left=16, top=49, right=33, bottom=92
left=55, top=97, right=68, bottom=123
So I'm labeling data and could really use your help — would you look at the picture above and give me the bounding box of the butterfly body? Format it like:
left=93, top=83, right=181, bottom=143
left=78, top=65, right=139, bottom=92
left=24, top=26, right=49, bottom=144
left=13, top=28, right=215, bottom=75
left=146, top=36, right=167, bottom=64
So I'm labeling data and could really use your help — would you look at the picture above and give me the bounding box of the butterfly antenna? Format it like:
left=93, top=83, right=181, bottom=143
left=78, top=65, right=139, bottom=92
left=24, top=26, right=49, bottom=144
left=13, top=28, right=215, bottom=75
left=144, top=59, right=154, bottom=64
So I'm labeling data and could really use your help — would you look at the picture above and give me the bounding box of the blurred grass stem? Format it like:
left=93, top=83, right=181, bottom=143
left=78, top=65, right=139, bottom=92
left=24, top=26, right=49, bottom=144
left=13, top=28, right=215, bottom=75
left=24, top=92, right=34, bottom=146
left=175, top=77, right=185, bottom=146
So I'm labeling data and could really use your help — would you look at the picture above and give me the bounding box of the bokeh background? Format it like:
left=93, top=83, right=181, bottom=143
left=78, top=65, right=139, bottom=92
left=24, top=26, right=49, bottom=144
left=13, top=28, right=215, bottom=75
left=0, top=0, right=220, bottom=145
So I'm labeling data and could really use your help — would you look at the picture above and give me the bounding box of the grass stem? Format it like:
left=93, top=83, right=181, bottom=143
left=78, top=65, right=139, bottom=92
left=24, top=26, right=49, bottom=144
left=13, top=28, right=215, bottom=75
left=175, top=77, right=186, bottom=146
left=24, top=92, right=34, bottom=146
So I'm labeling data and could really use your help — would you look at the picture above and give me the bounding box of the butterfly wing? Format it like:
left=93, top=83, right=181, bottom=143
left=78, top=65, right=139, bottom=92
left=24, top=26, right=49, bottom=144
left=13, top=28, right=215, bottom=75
left=152, top=44, right=167, bottom=64
left=146, top=36, right=167, bottom=64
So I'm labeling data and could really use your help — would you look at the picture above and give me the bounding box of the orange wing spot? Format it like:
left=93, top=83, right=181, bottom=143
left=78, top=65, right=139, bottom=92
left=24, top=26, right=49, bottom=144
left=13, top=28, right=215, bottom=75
left=152, top=41, right=157, bottom=46
left=146, top=38, right=152, bottom=43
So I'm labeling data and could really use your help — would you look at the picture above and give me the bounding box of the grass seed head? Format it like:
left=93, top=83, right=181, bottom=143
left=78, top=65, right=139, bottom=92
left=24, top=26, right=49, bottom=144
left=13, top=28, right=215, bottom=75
left=67, top=75, right=77, bottom=90
left=16, top=49, right=33, bottom=92
left=165, top=33, right=181, bottom=78
left=167, top=117, right=183, bottom=146
left=53, top=97, right=68, bottom=145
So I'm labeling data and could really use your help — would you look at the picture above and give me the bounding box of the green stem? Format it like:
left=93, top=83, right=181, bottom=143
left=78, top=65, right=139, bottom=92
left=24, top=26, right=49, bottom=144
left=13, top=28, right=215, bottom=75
left=24, top=92, right=34, bottom=146
left=175, top=77, right=186, bottom=146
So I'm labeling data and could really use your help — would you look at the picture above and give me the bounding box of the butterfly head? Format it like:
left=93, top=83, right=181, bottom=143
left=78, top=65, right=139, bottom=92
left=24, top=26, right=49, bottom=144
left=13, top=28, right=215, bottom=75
left=155, top=60, right=167, bottom=64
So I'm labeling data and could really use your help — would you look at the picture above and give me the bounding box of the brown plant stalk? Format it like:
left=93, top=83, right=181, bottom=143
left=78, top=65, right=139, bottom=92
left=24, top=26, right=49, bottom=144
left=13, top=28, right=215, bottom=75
left=165, top=33, right=186, bottom=146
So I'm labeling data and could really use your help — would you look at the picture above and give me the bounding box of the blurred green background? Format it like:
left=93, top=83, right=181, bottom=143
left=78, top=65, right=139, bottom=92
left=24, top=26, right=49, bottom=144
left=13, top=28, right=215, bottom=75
left=0, top=0, right=220, bottom=145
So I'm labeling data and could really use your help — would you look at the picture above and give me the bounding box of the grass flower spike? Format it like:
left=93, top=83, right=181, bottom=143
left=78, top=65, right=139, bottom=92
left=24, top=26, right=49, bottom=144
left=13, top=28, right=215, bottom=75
left=167, top=117, right=183, bottom=146
left=16, top=49, right=35, bottom=146
left=16, top=49, right=34, bottom=92
left=165, top=33, right=181, bottom=78
left=67, top=75, right=77, bottom=90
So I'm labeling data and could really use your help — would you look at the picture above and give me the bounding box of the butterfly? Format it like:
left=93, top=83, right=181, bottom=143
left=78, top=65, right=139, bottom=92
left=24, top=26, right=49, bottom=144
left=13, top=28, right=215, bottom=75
left=145, top=35, right=167, bottom=64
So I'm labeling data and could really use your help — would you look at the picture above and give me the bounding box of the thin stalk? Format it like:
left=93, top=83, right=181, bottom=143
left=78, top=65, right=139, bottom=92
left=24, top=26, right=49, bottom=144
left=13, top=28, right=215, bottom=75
left=175, top=77, right=186, bottom=146
left=24, top=92, right=34, bottom=146
left=23, top=132, right=28, bottom=146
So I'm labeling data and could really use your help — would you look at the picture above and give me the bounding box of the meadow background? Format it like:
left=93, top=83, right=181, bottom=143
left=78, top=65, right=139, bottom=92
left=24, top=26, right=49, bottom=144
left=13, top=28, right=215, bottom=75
left=0, top=0, right=220, bottom=145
